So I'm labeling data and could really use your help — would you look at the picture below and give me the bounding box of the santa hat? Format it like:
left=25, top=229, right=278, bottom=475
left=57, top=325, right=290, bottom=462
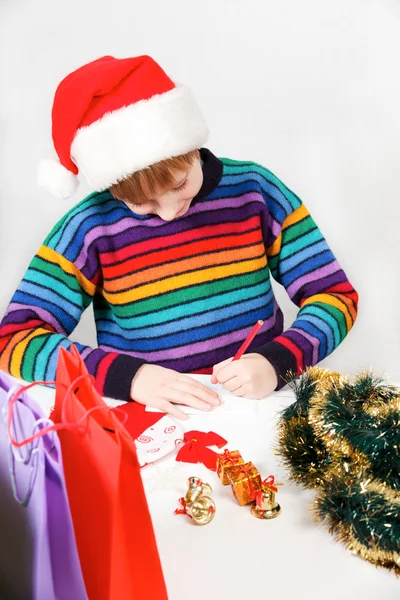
left=37, top=55, right=209, bottom=198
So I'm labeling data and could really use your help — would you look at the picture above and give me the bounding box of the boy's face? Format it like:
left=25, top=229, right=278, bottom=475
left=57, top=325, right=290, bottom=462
left=124, top=158, right=203, bottom=221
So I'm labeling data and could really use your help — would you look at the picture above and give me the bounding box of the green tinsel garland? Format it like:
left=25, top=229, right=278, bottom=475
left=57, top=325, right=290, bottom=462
left=310, top=375, right=400, bottom=492
left=313, top=478, right=400, bottom=574
left=277, top=367, right=400, bottom=574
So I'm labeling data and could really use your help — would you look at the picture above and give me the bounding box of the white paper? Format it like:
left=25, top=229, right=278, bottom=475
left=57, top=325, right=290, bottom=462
left=145, top=374, right=261, bottom=415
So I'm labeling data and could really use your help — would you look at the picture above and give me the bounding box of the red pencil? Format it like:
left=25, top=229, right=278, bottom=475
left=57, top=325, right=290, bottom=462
left=233, top=320, right=264, bottom=361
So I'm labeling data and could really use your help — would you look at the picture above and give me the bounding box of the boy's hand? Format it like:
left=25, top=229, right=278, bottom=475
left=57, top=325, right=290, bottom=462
left=130, top=364, right=220, bottom=420
left=211, top=354, right=278, bottom=399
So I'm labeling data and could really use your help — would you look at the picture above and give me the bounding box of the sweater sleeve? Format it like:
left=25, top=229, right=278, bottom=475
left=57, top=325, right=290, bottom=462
left=253, top=167, right=358, bottom=388
left=0, top=244, right=145, bottom=400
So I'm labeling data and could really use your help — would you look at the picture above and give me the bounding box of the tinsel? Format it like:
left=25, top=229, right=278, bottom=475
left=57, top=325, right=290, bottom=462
left=277, top=367, right=400, bottom=574
left=277, top=368, right=344, bottom=488
left=313, top=478, right=400, bottom=574
left=310, top=373, right=400, bottom=492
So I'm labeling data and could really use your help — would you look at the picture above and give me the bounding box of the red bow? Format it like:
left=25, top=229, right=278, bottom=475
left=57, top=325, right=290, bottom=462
left=219, top=449, right=242, bottom=467
left=175, top=430, right=227, bottom=470
left=174, top=497, right=188, bottom=516
left=263, top=475, right=278, bottom=493
left=255, top=475, right=278, bottom=508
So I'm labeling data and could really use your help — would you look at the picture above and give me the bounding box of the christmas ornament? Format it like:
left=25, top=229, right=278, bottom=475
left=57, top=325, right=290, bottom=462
left=226, top=462, right=262, bottom=506
left=216, top=449, right=244, bottom=485
left=214, top=448, right=282, bottom=517
left=174, top=477, right=215, bottom=526
left=175, top=430, right=227, bottom=470
left=186, top=477, right=213, bottom=503
left=251, top=476, right=281, bottom=520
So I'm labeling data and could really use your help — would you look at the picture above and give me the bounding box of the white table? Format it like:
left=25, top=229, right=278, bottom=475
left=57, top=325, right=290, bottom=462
left=26, top=383, right=399, bottom=600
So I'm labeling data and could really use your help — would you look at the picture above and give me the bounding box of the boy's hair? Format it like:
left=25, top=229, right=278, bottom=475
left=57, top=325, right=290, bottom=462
left=109, top=149, right=200, bottom=204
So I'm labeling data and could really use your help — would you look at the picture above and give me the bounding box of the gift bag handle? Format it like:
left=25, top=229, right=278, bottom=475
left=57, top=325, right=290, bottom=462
left=7, top=375, right=128, bottom=449
left=7, top=418, right=57, bottom=507
left=4, top=382, right=58, bottom=506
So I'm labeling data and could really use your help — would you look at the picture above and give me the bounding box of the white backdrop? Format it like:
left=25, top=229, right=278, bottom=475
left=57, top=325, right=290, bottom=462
left=1, top=0, right=399, bottom=381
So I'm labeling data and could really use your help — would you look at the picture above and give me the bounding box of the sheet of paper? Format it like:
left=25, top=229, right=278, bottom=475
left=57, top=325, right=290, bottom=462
left=146, top=374, right=264, bottom=415
left=16, top=372, right=295, bottom=417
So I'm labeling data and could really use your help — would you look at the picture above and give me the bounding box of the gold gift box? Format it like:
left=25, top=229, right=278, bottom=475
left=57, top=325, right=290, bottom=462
left=216, top=450, right=245, bottom=485
left=226, top=462, right=262, bottom=506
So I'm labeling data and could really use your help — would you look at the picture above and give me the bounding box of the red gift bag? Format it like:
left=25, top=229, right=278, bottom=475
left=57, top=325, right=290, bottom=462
left=50, top=346, right=168, bottom=600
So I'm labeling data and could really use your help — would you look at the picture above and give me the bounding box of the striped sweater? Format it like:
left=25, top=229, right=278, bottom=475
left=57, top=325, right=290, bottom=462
left=0, top=149, right=358, bottom=400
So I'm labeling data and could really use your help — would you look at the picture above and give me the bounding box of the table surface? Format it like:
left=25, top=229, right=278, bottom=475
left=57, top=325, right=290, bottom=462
left=26, top=382, right=399, bottom=600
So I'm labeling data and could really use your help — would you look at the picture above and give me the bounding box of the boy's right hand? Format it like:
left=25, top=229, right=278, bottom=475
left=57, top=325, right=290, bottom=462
left=130, top=364, right=220, bottom=420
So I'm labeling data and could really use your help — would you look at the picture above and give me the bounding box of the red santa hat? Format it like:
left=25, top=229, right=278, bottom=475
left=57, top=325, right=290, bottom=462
left=37, top=55, right=209, bottom=198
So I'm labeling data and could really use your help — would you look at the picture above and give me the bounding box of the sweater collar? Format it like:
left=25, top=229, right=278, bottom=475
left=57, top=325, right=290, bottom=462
left=193, top=148, right=223, bottom=202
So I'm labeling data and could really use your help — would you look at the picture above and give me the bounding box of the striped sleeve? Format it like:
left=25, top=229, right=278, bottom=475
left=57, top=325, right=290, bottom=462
left=0, top=244, right=144, bottom=400
left=254, top=168, right=358, bottom=388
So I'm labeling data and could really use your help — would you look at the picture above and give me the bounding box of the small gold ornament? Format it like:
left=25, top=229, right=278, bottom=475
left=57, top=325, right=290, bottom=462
left=216, top=449, right=245, bottom=485
left=185, top=477, right=213, bottom=503
left=251, top=476, right=282, bottom=520
left=175, top=477, right=215, bottom=525
left=186, top=496, right=216, bottom=526
left=226, top=462, right=262, bottom=506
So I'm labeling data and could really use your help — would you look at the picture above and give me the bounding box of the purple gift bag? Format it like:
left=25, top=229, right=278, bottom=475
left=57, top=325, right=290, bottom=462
left=0, top=370, right=88, bottom=600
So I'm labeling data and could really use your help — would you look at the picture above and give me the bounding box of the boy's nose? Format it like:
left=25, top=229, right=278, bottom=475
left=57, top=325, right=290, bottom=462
left=157, top=206, right=180, bottom=221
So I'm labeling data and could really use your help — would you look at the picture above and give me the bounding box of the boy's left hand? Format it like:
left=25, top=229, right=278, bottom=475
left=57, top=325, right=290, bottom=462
left=211, top=354, right=278, bottom=399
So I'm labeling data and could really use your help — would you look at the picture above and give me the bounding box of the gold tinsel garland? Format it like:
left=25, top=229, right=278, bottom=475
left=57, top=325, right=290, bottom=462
left=277, top=367, right=400, bottom=574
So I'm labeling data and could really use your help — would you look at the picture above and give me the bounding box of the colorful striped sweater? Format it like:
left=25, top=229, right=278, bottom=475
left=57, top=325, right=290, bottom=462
left=0, top=149, right=358, bottom=400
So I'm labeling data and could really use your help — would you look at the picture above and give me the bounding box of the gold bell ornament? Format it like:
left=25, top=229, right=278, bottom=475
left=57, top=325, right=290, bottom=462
left=185, top=477, right=213, bottom=503
left=174, top=477, right=216, bottom=525
left=251, top=475, right=282, bottom=520
left=185, top=496, right=216, bottom=525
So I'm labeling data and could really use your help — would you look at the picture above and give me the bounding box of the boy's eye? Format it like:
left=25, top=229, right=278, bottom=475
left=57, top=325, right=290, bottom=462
left=174, top=179, right=188, bottom=192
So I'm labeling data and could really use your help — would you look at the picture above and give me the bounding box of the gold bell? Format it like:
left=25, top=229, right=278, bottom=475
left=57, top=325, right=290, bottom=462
left=186, top=477, right=213, bottom=504
left=251, top=488, right=281, bottom=520
left=186, top=496, right=216, bottom=526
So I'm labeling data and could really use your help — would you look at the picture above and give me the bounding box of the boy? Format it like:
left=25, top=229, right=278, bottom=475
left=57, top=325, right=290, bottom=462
left=0, top=55, right=358, bottom=420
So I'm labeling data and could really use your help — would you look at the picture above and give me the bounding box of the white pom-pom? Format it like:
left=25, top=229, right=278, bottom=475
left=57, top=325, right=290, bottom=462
left=37, top=159, right=79, bottom=199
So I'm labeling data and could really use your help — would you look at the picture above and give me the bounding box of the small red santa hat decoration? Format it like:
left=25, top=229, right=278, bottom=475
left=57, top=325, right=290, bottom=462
left=38, top=55, right=209, bottom=198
